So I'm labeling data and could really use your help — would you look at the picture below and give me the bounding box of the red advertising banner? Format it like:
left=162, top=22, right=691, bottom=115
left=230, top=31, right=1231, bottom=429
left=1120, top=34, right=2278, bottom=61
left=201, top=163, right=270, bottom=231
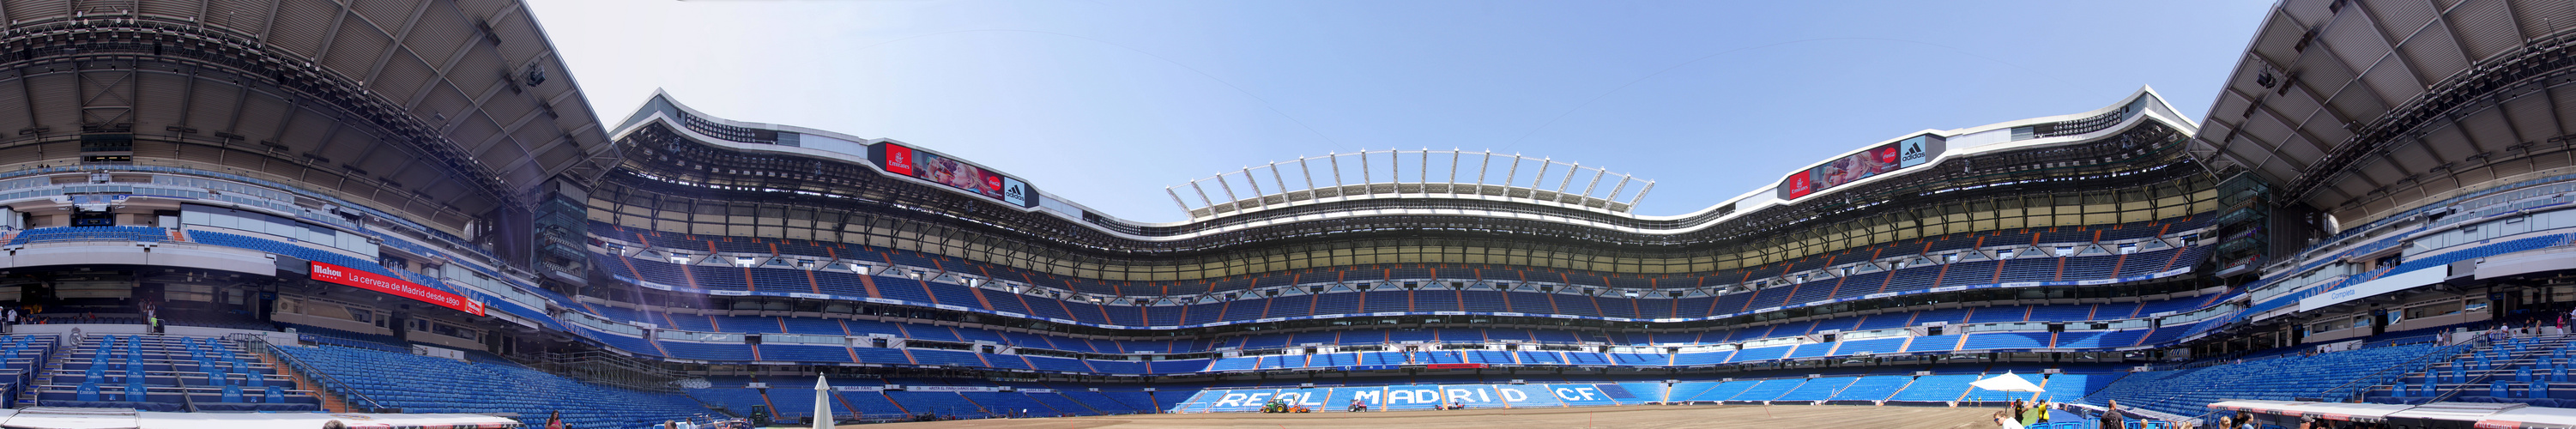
left=881, top=144, right=917, bottom=176
left=310, top=262, right=487, bottom=317
left=1424, top=363, right=1486, bottom=370
left=1782, top=172, right=1814, bottom=199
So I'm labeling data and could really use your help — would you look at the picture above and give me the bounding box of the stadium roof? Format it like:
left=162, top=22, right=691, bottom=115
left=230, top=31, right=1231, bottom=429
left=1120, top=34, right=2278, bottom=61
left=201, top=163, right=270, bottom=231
left=609, top=88, right=2198, bottom=247
left=2190, top=0, right=2576, bottom=224
left=0, top=0, right=617, bottom=218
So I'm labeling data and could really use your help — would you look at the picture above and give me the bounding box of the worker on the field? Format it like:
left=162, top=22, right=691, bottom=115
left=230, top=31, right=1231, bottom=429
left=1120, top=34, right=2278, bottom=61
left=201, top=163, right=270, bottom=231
left=2022, top=399, right=2047, bottom=426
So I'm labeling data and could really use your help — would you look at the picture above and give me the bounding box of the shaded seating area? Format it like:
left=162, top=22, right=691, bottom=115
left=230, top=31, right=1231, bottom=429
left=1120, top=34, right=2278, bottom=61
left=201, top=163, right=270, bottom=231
left=275, top=343, right=710, bottom=428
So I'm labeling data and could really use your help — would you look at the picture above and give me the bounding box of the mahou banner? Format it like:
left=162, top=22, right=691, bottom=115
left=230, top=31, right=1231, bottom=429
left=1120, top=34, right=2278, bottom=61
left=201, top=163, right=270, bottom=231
left=310, top=262, right=487, bottom=317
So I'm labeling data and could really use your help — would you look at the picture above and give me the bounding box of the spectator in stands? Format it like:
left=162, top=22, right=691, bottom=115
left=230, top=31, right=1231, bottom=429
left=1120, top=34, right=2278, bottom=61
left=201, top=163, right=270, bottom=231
left=5, top=305, right=16, bottom=333
left=1994, top=411, right=2025, bottom=429
left=2099, top=400, right=2125, bottom=429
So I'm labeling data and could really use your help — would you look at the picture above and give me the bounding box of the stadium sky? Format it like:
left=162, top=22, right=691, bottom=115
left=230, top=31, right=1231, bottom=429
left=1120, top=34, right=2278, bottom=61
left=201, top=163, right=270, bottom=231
left=526, top=0, right=2268, bottom=223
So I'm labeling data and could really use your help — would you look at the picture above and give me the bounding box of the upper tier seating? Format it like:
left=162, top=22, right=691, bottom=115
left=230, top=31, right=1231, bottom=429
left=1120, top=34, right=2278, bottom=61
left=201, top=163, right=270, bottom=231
left=589, top=215, right=2210, bottom=326
left=8, top=227, right=167, bottom=245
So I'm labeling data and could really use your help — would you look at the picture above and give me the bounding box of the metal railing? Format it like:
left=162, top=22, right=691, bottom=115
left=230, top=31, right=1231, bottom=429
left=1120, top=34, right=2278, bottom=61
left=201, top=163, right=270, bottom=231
left=2318, top=342, right=2476, bottom=402
left=528, top=349, right=685, bottom=393
left=232, top=334, right=386, bottom=412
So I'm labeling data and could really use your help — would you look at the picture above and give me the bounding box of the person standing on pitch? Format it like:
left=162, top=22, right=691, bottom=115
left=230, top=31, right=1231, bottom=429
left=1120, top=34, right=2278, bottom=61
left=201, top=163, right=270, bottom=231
left=2023, top=399, right=2047, bottom=426
left=2099, top=400, right=2126, bottom=429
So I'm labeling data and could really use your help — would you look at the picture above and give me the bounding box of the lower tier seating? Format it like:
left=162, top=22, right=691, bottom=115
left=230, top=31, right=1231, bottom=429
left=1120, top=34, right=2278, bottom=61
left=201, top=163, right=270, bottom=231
left=275, top=343, right=711, bottom=428
left=2082, top=342, right=2452, bottom=420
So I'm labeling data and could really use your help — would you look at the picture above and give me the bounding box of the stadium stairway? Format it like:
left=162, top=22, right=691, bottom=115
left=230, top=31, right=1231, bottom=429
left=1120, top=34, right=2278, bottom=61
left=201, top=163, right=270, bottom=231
left=251, top=348, right=348, bottom=413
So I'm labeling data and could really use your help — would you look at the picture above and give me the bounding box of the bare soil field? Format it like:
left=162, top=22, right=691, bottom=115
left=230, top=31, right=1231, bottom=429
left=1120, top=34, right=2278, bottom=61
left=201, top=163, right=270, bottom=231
left=840, top=404, right=2005, bottom=428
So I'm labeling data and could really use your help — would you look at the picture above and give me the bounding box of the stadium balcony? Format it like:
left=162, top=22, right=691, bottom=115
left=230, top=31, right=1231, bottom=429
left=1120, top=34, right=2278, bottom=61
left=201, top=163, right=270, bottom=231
left=541, top=287, right=2245, bottom=377
left=3, top=226, right=168, bottom=245
left=587, top=215, right=2214, bottom=330
left=563, top=293, right=2225, bottom=375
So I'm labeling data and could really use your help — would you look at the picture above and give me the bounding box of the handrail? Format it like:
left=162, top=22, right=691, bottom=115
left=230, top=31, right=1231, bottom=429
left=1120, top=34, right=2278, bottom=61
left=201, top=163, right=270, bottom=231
left=2422, top=336, right=2501, bottom=403
left=233, top=334, right=385, bottom=411
left=677, top=391, right=741, bottom=419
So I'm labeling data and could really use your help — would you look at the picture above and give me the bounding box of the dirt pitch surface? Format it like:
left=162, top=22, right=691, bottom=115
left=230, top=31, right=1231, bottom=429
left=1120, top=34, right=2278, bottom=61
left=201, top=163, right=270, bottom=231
left=850, top=404, right=2005, bottom=428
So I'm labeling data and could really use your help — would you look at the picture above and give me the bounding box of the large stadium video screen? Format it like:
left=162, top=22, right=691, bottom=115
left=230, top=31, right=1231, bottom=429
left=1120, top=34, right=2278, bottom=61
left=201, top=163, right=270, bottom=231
left=1779, top=134, right=1944, bottom=200
left=873, top=142, right=1037, bottom=208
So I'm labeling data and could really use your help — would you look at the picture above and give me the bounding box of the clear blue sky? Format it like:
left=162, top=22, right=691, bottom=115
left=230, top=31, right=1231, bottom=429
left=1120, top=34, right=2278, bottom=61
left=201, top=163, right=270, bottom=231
left=527, top=0, right=2268, bottom=223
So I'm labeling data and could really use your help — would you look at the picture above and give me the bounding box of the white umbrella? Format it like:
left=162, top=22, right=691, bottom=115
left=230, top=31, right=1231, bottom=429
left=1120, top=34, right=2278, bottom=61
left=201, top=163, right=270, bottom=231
left=1970, top=372, right=2045, bottom=402
left=813, top=375, right=834, bottom=429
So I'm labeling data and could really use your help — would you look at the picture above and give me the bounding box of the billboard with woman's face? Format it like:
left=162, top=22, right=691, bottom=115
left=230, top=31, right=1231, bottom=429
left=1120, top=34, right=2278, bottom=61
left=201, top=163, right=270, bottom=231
left=873, top=142, right=1039, bottom=208
left=1778, top=134, right=1944, bottom=200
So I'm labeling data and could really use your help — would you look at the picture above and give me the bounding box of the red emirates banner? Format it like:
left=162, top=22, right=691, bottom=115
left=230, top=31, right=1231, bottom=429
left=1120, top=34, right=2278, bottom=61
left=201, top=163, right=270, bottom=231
left=310, top=262, right=487, bottom=317
left=1424, top=363, right=1486, bottom=369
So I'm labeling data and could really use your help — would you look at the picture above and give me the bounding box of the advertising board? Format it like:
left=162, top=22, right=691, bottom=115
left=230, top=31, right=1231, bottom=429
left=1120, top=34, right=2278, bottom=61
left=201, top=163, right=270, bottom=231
left=1778, top=134, right=1945, bottom=200
left=872, top=142, right=1039, bottom=208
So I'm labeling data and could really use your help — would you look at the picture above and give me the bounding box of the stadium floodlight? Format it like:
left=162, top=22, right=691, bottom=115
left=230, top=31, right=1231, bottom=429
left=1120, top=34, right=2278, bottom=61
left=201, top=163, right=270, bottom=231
left=1165, top=187, right=1192, bottom=214
left=1239, top=166, right=1263, bottom=205
left=1267, top=164, right=1291, bottom=204
left=1558, top=162, right=1583, bottom=195
left=1213, top=174, right=1241, bottom=208
left=1448, top=150, right=1460, bottom=186
left=1358, top=150, right=1372, bottom=185
left=1188, top=180, right=1217, bottom=209
left=1530, top=157, right=1552, bottom=188
left=1327, top=152, right=1345, bottom=188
